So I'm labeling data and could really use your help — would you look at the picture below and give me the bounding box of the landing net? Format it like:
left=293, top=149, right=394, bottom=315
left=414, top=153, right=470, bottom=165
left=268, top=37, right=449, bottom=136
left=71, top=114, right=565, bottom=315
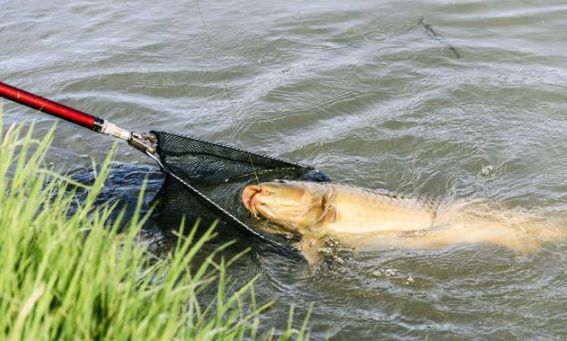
left=151, top=131, right=330, bottom=255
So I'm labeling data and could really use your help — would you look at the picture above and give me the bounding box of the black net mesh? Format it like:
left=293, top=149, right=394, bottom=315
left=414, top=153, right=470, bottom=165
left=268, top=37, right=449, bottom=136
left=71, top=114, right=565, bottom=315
left=151, top=131, right=330, bottom=255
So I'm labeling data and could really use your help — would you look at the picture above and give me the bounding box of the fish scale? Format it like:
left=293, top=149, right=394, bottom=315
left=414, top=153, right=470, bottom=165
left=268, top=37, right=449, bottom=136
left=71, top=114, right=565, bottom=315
left=317, top=183, right=438, bottom=234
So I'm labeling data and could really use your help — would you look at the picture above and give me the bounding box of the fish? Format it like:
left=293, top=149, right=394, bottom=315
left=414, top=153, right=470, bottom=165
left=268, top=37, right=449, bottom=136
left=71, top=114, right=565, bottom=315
left=242, top=180, right=439, bottom=235
left=242, top=180, right=567, bottom=263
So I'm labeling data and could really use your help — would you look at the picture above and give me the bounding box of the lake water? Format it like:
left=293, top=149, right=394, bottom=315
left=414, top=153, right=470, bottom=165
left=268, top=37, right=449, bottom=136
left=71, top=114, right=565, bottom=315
left=3, top=0, right=567, bottom=339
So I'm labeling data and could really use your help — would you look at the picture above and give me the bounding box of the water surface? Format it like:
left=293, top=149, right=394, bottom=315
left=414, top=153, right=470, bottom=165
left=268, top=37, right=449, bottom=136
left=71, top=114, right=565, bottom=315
left=3, top=0, right=567, bottom=339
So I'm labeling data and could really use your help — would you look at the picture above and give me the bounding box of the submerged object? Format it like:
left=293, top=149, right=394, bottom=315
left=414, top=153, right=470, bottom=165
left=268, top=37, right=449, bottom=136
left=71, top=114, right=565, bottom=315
left=418, top=15, right=461, bottom=59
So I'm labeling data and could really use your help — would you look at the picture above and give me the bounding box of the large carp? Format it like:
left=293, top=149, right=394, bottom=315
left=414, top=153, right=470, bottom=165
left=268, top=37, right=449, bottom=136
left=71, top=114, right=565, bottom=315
left=242, top=180, right=567, bottom=261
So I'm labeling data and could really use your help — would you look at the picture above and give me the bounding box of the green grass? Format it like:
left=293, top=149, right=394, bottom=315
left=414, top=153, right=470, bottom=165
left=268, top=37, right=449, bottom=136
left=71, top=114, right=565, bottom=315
left=0, top=109, right=310, bottom=340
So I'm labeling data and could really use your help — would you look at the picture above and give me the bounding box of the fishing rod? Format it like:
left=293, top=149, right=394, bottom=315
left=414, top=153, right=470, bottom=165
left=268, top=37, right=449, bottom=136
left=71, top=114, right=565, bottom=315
left=0, top=81, right=157, bottom=155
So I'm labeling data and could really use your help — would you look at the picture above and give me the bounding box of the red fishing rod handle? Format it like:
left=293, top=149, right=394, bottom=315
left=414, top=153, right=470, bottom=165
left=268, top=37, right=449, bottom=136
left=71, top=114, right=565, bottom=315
left=0, top=81, right=102, bottom=131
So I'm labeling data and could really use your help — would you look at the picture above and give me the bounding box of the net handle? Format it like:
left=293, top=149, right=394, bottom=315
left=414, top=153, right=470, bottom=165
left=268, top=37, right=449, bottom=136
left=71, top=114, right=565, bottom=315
left=0, top=81, right=156, bottom=154
left=0, top=81, right=104, bottom=130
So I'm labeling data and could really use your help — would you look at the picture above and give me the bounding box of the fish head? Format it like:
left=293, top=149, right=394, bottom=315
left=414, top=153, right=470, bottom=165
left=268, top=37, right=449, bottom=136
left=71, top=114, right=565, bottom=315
left=242, top=180, right=330, bottom=234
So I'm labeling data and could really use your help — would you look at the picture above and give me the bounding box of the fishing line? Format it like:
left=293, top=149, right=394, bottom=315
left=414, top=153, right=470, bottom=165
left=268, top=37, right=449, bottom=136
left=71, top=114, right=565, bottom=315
left=193, top=0, right=238, bottom=116
left=248, top=155, right=261, bottom=185
left=192, top=0, right=269, bottom=178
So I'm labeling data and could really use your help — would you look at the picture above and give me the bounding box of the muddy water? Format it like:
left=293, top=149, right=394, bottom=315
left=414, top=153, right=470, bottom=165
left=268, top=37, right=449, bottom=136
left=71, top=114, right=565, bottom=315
left=3, top=0, right=567, bottom=339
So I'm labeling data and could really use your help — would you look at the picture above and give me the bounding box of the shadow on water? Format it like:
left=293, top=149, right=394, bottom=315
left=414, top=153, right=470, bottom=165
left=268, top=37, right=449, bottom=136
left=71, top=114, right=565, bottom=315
left=69, top=162, right=258, bottom=260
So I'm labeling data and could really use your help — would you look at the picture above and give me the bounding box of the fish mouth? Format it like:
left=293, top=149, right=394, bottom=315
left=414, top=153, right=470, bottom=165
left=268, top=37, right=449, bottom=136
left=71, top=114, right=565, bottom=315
left=242, top=185, right=263, bottom=217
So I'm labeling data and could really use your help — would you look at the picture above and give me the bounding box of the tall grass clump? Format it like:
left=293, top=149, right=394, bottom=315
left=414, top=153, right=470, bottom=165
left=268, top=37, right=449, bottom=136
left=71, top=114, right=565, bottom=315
left=0, top=110, right=310, bottom=340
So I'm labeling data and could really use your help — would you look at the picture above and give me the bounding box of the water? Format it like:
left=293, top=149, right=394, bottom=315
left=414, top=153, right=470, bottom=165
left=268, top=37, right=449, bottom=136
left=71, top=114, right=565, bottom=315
left=3, top=0, right=567, bottom=339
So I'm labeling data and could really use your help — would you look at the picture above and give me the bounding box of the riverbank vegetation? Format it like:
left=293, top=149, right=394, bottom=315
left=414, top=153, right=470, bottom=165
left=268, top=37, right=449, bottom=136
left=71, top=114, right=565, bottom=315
left=0, top=111, right=309, bottom=340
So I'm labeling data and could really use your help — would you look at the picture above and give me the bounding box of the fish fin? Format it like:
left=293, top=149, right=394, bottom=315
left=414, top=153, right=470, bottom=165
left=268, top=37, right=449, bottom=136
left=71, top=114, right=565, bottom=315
left=320, top=193, right=337, bottom=224
left=297, top=235, right=325, bottom=267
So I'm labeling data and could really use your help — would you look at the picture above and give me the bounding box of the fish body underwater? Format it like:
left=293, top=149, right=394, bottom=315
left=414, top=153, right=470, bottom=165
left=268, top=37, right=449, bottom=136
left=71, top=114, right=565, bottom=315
left=242, top=180, right=567, bottom=262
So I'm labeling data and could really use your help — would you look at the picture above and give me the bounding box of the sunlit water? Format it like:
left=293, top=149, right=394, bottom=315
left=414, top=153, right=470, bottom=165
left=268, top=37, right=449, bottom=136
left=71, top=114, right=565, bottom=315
left=3, top=0, right=567, bottom=339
